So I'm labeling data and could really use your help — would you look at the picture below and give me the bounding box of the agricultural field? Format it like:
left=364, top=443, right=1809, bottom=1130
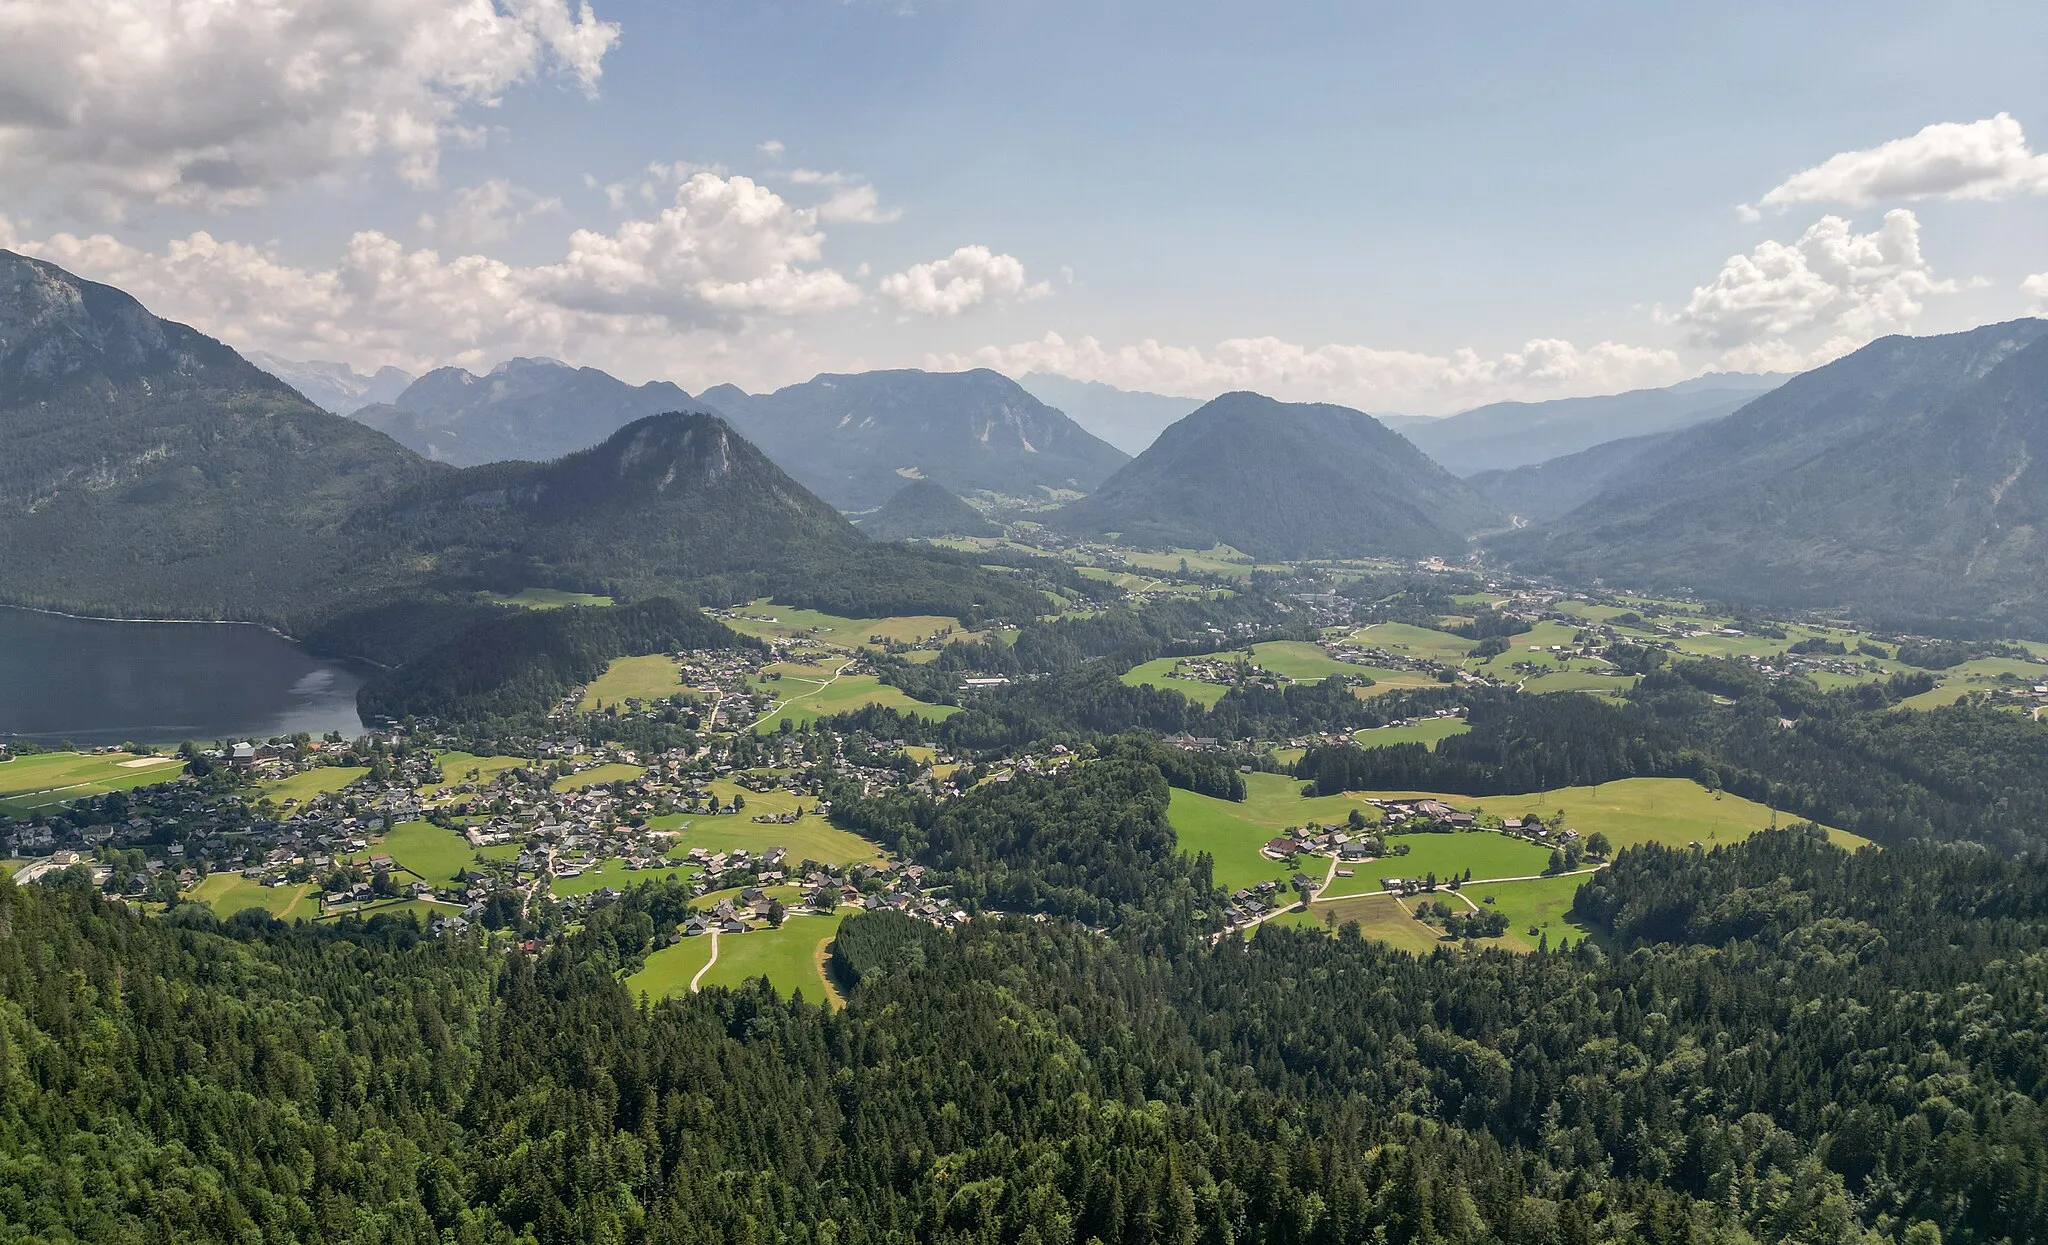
left=722, top=600, right=977, bottom=650
left=1353, top=717, right=1469, bottom=750
left=1517, top=669, right=1639, bottom=698
left=1465, top=621, right=1588, bottom=678
left=0, top=751, right=182, bottom=816
left=579, top=654, right=684, bottom=709
left=750, top=671, right=958, bottom=731
left=1317, top=832, right=1556, bottom=899
left=318, top=897, right=467, bottom=925
left=1479, top=874, right=1598, bottom=950
left=1167, top=790, right=1311, bottom=892
left=480, top=588, right=615, bottom=609
left=1119, top=656, right=1233, bottom=707
left=695, top=910, right=849, bottom=1003
left=552, top=763, right=646, bottom=791
left=1341, top=622, right=1475, bottom=664
left=1116, top=546, right=1290, bottom=580
left=423, top=752, right=532, bottom=796
left=624, top=935, right=719, bottom=1001
left=189, top=873, right=319, bottom=921
left=368, top=820, right=479, bottom=884
left=1368, top=778, right=1866, bottom=852
left=551, top=857, right=696, bottom=898
left=660, top=785, right=885, bottom=866
left=1271, top=894, right=1445, bottom=955
left=259, top=766, right=367, bottom=810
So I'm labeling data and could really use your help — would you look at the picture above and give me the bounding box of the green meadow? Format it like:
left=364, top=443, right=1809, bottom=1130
left=1353, top=718, right=1469, bottom=750
left=696, top=910, right=849, bottom=1004
left=258, top=766, right=367, bottom=810
left=579, top=654, right=684, bottom=709
left=552, top=763, right=647, bottom=791
left=0, top=751, right=181, bottom=816
left=189, top=873, right=319, bottom=921
left=481, top=588, right=615, bottom=609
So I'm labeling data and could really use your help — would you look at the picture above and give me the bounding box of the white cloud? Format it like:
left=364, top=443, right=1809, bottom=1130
left=0, top=170, right=862, bottom=387
left=419, top=180, right=562, bottom=246
left=1749, top=113, right=2048, bottom=214
left=934, top=332, right=1683, bottom=413
left=1674, top=210, right=1957, bottom=366
left=0, top=0, right=620, bottom=217
left=759, top=139, right=786, bottom=159
left=2025, top=271, right=2048, bottom=312
left=879, top=245, right=1049, bottom=316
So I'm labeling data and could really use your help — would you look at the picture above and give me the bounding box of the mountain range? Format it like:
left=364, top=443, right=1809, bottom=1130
left=1494, top=319, right=2048, bottom=631
left=247, top=353, right=415, bottom=416
left=1051, top=391, right=1501, bottom=559
left=701, top=368, right=1129, bottom=510
left=0, top=252, right=1046, bottom=641
left=1013, top=373, right=1206, bottom=455
left=1381, top=372, right=1789, bottom=476
left=350, top=358, right=700, bottom=466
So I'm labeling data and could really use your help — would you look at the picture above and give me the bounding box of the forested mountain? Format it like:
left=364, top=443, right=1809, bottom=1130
left=1051, top=391, right=1502, bottom=558
left=1385, top=372, right=1788, bottom=476
left=0, top=250, right=437, bottom=622
left=342, top=410, right=1050, bottom=624
left=1467, top=430, right=1677, bottom=523
left=1494, top=319, right=2048, bottom=632
left=246, top=352, right=414, bottom=416
left=351, top=356, right=699, bottom=466
left=699, top=368, right=1129, bottom=509
left=1014, top=371, right=1205, bottom=454
left=857, top=478, right=1000, bottom=539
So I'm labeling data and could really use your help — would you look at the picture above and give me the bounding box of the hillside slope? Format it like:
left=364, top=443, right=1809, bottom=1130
left=352, top=357, right=698, bottom=466
left=701, top=368, right=1128, bottom=510
left=0, top=250, right=436, bottom=622
left=1496, top=319, right=2048, bottom=630
left=1050, top=391, right=1501, bottom=559
left=1013, top=372, right=1204, bottom=455
left=1388, top=373, right=1787, bottom=476
left=1467, top=431, right=1678, bottom=524
left=859, top=479, right=1001, bottom=540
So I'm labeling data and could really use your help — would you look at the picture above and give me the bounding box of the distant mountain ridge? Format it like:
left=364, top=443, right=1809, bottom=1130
left=248, top=353, right=414, bottom=416
left=1494, top=319, right=2048, bottom=631
left=352, top=357, right=700, bottom=465
left=1013, top=373, right=1206, bottom=455
left=1051, top=391, right=1501, bottom=559
left=1386, top=372, right=1789, bottom=476
left=701, top=368, right=1129, bottom=510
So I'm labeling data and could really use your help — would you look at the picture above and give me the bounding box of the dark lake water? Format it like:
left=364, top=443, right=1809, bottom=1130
left=0, top=608, right=366, bottom=745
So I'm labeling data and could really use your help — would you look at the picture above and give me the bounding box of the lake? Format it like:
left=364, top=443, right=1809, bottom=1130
left=0, top=607, right=366, bottom=745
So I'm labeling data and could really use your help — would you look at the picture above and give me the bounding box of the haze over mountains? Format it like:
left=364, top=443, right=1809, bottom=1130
left=1382, top=372, right=1789, bottom=476
left=351, top=358, right=700, bottom=467
left=1013, top=373, right=1206, bottom=455
left=1052, top=391, right=1501, bottom=559
left=1496, top=319, right=2048, bottom=631
left=248, top=354, right=415, bottom=416
left=858, top=479, right=1001, bottom=541
left=701, top=368, right=1128, bottom=510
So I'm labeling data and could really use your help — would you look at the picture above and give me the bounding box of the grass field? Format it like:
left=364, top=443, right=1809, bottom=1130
left=750, top=671, right=959, bottom=731
left=1318, top=831, right=1555, bottom=898
left=1342, top=622, right=1475, bottom=663
left=482, top=588, right=615, bottom=609
left=624, top=936, right=719, bottom=1001
left=723, top=600, right=977, bottom=650
left=1120, top=657, right=1234, bottom=706
left=1117, top=546, right=1290, bottom=580
left=552, top=857, right=696, bottom=897
left=552, top=763, right=646, bottom=791
left=259, top=766, right=367, bottom=810
left=660, top=789, right=885, bottom=866
left=1244, top=640, right=1363, bottom=682
left=1465, top=621, right=1585, bottom=677
left=190, top=873, right=319, bottom=921
left=0, top=751, right=182, bottom=816
left=319, top=897, right=467, bottom=925
left=1479, top=874, right=1598, bottom=950
left=373, top=821, right=478, bottom=884
left=1273, top=894, right=1445, bottom=955
left=1353, top=718, right=1469, bottom=750
left=579, top=654, right=684, bottom=710
left=1168, top=790, right=1311, bottom=892
left=423, top=752, right=533, bottom=796
left=1398, top=778, right=1868, bottom=851
left=1519, top=669, right=1638, bottom=697
left=696, top=911, right=849, bottom=1003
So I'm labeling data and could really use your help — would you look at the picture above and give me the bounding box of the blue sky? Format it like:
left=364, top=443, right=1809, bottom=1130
left=1, top=0, right=2044, bottom=411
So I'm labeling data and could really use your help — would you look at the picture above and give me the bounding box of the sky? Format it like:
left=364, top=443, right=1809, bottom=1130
left=1, top=0, right=2045, bottom=414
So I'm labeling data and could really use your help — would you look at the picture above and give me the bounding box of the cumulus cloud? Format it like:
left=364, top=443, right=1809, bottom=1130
left=420, top=180, right=562, bottom=246
left=0, top=171, right=862, bottom=386
left=932, top=333, right=1683, bottom=413
left=1673, top=210, right=1957, bottom=367
left=1747, top=113, right=2048, bottom=216
left=2026, top=272, right=2048, bottom=312
left=879, top=245, right=1049, bottom=316
left=0, top=0, right=620, bottom=216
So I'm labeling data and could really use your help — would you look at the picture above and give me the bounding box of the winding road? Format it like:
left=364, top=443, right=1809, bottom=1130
left=689, top=929, right=720, bottom=992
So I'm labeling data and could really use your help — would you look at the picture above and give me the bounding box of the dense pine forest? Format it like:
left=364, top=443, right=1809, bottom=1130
left=6, top=822, right=2045, bottom=1244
